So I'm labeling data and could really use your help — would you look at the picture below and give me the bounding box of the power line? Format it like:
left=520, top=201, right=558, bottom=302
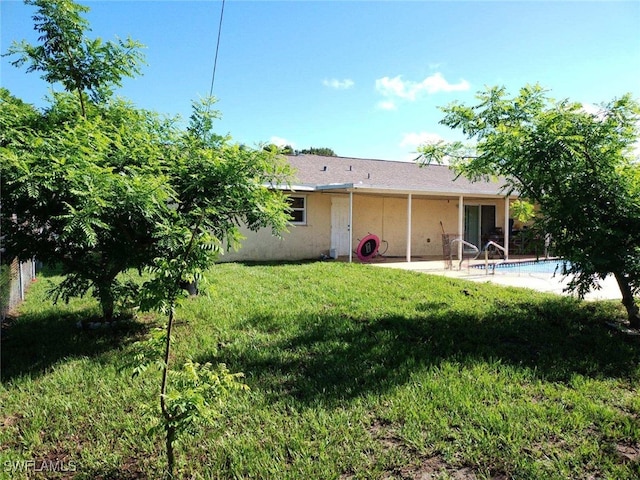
left=209, top=0, right=226, bottom=98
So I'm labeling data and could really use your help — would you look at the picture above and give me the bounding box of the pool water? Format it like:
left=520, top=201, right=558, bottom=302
left=478, top=259, right=569, bottom=274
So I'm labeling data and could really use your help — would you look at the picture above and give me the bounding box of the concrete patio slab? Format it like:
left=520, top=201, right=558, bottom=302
left=372, top=259, right=621, bottom=301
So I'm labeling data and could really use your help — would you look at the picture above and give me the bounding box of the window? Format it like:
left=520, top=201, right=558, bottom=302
left=287, top=196, right=307, bottom=225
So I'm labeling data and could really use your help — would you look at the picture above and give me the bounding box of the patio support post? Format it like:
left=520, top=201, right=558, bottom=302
left=406, top=193, right=412, bottom=262
left=348, top=191, right=353, bottom=263
left=504, top=196, right=510, bottom=259
left=457, top=195, right=464, bottom=260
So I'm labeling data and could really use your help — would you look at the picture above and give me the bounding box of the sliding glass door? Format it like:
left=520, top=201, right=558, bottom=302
left=464, top=205, right=496, bottom=250
left=464, top=205, right=480, bottom=249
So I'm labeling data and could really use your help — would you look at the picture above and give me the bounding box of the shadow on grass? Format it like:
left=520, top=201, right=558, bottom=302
left=201, top=297, right=640, bottom=406
left=233, top=259, right=321, bottom=267
left=0, top=308, right=148, bottom=382
left=34, top=263, right=64, bottom=278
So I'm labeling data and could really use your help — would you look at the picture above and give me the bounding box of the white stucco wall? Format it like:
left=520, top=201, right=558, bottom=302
left=221, top=192, right=510, bottom=262
left=220, top=192, right=332, bottom=262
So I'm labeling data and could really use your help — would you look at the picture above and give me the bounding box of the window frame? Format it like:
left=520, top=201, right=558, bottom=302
left=287, top=195, right=307, bottom=225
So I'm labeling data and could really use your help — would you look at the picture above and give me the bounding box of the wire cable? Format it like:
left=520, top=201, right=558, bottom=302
left=209, top=0, right=226, bottom=98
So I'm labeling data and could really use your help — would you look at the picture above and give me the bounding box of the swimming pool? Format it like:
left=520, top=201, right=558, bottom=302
left=475, top=259, right=569, bottom=274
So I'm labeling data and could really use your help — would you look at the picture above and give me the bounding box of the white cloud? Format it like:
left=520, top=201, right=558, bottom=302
left=375, top=72, right=470, bottom=102
left=376, top=100, right=397, bottom=111
left=580, top=102, right=601, bottom=115
left=322, top=78, right=355, bottom=90
left=580, top=104, right=640, bottom=160
left=580, top=102, right=610, bottom=122
left=270, top=136, right=296, bottom=149
left=399, top=132, right=444, bottom=148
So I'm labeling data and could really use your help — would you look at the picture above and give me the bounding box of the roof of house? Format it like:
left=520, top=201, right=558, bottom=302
left=284, top=154, right=511, bottom=197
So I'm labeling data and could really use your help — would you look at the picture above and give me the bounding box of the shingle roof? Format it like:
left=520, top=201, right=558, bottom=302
left=286, top=154, right=510, bottom=197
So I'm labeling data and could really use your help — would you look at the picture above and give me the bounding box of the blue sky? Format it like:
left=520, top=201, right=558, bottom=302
left=2, top=0, right=639, bottom=161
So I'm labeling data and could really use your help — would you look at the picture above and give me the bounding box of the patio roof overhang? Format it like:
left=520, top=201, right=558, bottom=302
left=297, top=183, right=513, bottom=200
left=268, top=182, right=515, bottom=263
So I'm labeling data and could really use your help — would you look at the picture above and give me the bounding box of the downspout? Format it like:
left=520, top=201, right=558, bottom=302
left=348, top=191, right=353, bottom=263
left=406, top=193, right=412, bottom=262
left=504, top=196, right=510, bottom=259
left=458, top=195, right=464, bottom=261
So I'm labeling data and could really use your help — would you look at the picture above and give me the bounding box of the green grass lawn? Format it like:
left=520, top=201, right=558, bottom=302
left=1, top=262, right=640, bottom=479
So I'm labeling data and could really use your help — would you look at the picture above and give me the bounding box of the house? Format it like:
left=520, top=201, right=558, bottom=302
left=222, top=154, right=519, bottom=263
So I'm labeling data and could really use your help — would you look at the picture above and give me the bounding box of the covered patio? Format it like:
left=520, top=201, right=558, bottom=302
left=318, top=185, right=515, bottom=265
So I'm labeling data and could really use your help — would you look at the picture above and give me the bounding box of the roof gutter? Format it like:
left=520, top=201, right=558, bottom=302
left=268, top=184, right=316, bottom=192
left=317, top=184, right=513, bottom=198
left=267, top=183, right=514, bottom=198
left=315, top=183, right=355, bottom=191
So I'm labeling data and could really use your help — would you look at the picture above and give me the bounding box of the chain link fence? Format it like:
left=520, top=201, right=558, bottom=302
left=1, top=258, right=36, bottom=321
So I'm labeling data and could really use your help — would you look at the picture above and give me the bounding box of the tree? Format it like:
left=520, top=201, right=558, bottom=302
left=5, top=0, right=144, bottom=117
left=2, top=0, right=292, bottom=322
left=4, top=2, right=293, bottom=475
left=300, top=147, right=336, bottom=156
left=132, top=99, right=290, bottom=478
left=263, top=143, right=294, bottom=155
left=1, top=88, right=173, bottom=320
left=418, top=84, right=640, bottom=327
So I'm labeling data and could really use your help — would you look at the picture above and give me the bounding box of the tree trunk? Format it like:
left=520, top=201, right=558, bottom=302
left=96, top=283, right=115, bottom=322
left=614, top=272, right=640, bottom=329
left=180, top=280, right=199, bottom=296
left=161, top=306, right=176, bottom=479
left=165, top=423, right=176, bottom=479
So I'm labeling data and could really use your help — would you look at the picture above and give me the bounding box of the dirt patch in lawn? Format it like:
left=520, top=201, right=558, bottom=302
left=367, top=418, right=509, bottom=480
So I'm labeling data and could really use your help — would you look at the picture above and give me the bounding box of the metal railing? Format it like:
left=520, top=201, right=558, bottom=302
left=483, top=241, right=508, bottom=274
left=447, top=239, right=509, bottom=274
left=449, top=238, right=479, bottom=270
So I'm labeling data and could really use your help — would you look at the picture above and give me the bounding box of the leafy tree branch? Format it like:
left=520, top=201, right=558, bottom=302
left=418, top=84, right=640, bottom=326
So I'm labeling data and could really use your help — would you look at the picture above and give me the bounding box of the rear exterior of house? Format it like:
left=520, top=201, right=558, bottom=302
left=221, top=154, right=519, bottom=262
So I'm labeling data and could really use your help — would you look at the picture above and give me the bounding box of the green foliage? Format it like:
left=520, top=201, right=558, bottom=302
left=300, top=147, right=337, bottom=156
left=418, top=84, right=640, bottom=325
left=262, top=146, right=338, bottom=156
left=134, top=97, right=292, bottom=315
left=263, top=143, right=295, bottom=155
left=158, top=361, right=248, bottom=435
left=1, top=1, right=292, bottom=321
left=5, top=0, right=145, bottom=116
left=131, top=327, right=248, bottom=436
left=131, top=316, right=248, bottom=477
left=1, top=88, right=176, bottom=320
left=129, top=96, right=290, bottom=476
left=510, top=199, right=536, bottom=223
left=130, top=326, right=168, bottom=378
